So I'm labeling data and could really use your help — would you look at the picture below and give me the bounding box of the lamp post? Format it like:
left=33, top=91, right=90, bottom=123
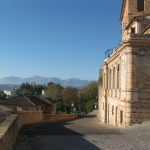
left=63, top=87, right=66, bottom=114
left=71, top=102, right=74, bottom=114
left=95, top=96, right=98, bottom=110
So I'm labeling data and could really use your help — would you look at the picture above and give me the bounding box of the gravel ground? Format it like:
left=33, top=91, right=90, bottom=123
left=15, top=111, right=150, bottom=150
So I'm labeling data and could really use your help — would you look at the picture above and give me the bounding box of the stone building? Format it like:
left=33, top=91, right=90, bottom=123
left=98, top=0, right=150, bottom=126
left=0, top=95, right=56, bottom=114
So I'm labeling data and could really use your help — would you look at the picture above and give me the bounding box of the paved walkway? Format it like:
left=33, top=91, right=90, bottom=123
left=14, top=111, right=150, bottom=150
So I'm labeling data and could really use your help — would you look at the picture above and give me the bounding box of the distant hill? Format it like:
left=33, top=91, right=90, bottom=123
left=0, top=76, right=94, bottom=90
left=0, top=84, right=20, bottom=91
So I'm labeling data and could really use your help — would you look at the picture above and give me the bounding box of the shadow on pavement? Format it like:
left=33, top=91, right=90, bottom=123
left=18, top=114, right=120, bottom=150
left=19, top=117, right=85, bottom=135
left=19, top=118, right=102, bottom=150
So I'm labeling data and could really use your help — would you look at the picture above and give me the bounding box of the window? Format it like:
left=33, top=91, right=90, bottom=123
left=112, top=105, right=114, bottom=115
left=103, top=73, right=105, bottom=89
left=139, top=49, right=146, bottom=55
left=113, top=67, right=116, bottom=89
left=137, top=0, right=144, bottom=11
left=117, top=65, right=120, bottom=88
left=121, top=62, right=125, bottom=90
left=109, top=70, right=111, bottom=89
left=120, top=111, right=123, bottom=123
left=131, top=27, right=135, bottom=34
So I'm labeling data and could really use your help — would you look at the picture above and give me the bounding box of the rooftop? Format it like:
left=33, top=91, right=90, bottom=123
left=0, top=96, right=56, bottom=106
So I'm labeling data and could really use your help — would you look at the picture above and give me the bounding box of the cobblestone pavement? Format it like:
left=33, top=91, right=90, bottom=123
left=15, top=111, right=150, bottom=150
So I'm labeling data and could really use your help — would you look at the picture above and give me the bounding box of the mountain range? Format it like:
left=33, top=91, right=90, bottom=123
left=0, top=76, right=94, bottom=90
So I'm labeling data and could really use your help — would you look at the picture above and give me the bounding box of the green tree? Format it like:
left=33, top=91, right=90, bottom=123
left=79, top=81, right=98, bottom=113
left=18, top=82, right=44, bottom=96
left=44, top=82, right=62, bottom=101
left=0, top=92, right=7, bottom=100
left=44, top=82, right=63, bottom=113
left=34, top=84, right=44, bottom=95
left=60, top=86, right=78, bottom=113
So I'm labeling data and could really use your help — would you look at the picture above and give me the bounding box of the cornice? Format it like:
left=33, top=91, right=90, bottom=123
left=102, top=41, right=130, bottom=65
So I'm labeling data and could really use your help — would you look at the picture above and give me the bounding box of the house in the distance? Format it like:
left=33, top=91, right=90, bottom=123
left=0, top=95, right=56, bottom=114
left=4, top=90, right=17, bottom=99
left=42, top=90, right=45, bottom=96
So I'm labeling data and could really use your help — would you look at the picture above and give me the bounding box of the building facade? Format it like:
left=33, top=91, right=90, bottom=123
left=98, top=0, right=150, bottom=126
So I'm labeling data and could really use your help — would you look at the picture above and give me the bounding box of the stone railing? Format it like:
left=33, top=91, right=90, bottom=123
left=126, top=33, right=150, bottom=40
left=0, top=111, right=78, bottom=150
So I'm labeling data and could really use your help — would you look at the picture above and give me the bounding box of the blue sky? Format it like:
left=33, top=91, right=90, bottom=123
left=0, top=0, right=122, bottom=80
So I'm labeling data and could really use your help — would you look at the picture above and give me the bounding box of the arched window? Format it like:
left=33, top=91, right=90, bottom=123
left=113, top=67, right=116, bottom=89
left=137, top=0, right=144, bottom=11
left=121, top=62, right=125, bottom=90
left=103, top=73, right=105, bottom=89
left=117, top=64, right=120, bottom=88
left=109, top=70, right=111, bottom=89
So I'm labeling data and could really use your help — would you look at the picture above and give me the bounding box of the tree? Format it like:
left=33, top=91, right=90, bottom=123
left=44, top=83, right=63, bottom=113
left=18, top=82, right=44, bottom=96
left=34, top=84, right=44, bottom=95
left=44, top=82, right=62, bottom=101
left=60, top=86, right=78, bottom=114
left=79, top=81, right=98, bottom=113
left=0, top=92, right=6, bottom=100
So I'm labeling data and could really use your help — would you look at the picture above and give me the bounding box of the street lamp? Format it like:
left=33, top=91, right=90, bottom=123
left=71, top=102, right=74, bottom=114
left=95, top=96, right=98, bottom=110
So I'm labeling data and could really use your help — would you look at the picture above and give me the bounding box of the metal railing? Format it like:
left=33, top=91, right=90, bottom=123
left=105, top=48, right=114, bottom=58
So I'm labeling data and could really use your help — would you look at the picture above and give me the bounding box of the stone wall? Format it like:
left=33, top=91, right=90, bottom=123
left=0, top=114, right=19, bottom=150
left=43, top=114, right=78, bottom=122
left=16, top=111, right=78, bottom=128
left=128, top=0, right=150, bottom=20
left=17, top=111, right=43, bottom=129
left=121, top=0, right=150, bottom=40
left=0, top=112, right=78, bottom=150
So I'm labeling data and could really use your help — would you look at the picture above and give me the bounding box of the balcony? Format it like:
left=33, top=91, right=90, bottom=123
left=126, top=33, right=150, bottom=41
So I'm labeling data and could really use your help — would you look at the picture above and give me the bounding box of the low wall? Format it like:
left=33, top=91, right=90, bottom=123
left=0, top=114, right=19, bottom=150
left=16, top=111, right=78, bottom=128
left=17, top=111, right=43, bottom=129
left=0, top=112, right=78, bottom=150
left=43, top=114, right=78, bottom=122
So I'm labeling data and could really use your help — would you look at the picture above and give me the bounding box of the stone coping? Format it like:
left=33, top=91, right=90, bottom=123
left=0, top=114, right=18, bottom=139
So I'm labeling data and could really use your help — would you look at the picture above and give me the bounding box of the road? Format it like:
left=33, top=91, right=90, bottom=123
left=15, top=110, right=150, bottom=150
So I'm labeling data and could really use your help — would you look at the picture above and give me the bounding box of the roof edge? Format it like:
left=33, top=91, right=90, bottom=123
left=24, top=96, right=35, bottom=106
left=37, top=96, right=52, bottom=104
